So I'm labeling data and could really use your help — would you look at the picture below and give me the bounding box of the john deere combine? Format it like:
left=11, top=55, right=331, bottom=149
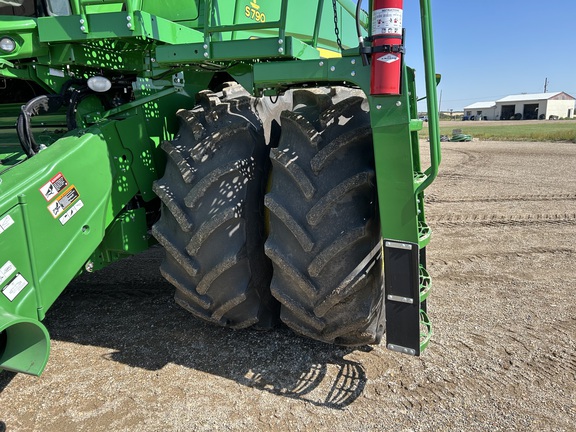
left=0, top=0, right=440, bottom=376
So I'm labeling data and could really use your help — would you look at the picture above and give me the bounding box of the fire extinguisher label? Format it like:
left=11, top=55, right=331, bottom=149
left=372, top=8, right=403, bottom=35
left=377, top=54, right=400, bottom=64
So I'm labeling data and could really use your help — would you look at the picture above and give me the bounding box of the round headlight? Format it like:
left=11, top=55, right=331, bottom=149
left=87, top=76, right=112, bottom=93
left=0, top=37, right=16, bottom=53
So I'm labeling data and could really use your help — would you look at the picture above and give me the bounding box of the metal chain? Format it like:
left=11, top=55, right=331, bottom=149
left=332, top=0, right=343, bottom=51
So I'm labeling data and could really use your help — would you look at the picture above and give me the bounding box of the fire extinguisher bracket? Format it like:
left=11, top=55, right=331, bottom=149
left=367, top=34, right=405, bottom=43
left=360, top=42, right=405, bottom=56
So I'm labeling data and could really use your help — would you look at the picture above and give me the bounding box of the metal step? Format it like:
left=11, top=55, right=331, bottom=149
left=418, top=220, right=431, bottom=248
left=413, top=170, right=427, bottom=186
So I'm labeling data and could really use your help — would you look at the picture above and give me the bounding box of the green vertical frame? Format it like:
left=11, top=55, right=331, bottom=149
left=368, top=71, right=420, bottom=244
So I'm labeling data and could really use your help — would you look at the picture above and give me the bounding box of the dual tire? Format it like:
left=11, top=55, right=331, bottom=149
left=152, top=85, right=384, bottom=345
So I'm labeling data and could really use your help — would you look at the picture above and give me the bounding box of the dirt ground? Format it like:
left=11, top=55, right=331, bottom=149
left=1, top=140, right=575, bottom=431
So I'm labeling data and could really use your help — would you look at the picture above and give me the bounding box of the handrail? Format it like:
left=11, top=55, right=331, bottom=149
left=311, top=0, right=325, bottom=48
left=416, top=0, right=441, bottom=194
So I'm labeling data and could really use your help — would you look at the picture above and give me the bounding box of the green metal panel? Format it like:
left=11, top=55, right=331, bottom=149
left=0, top=205, right=38, bottom=320
left=252, top=55, right=369, bottom=93
left=44, top=41, right=148, bottom=73
left=156, top=35, right=322, bottom=65
left=0, top=16, right=48, bottom=60
left=88, top=207, right=150, bottom=271
left=0, top=114, right=158, bottom=373
left=36, top=11, right=204, bottom=44
left=114, top=111, right=162, bottom=201
left=369, top=92, right=420, bottom=244
left=141, top=0, right=199, bottom=23
left=0, top=116, right=158, bottom=313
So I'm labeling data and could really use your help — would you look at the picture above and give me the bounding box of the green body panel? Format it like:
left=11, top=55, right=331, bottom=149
left=0, top=16, right=47, bottom=61
left=0, top=123, right=135, bottom=315
left=140, top=0, right=199, bottom=23
left=0, top=0, right=441, bottom=373
left=37, top=11, right=204, bottom=44
left=0, top=117, right=153, bottom=373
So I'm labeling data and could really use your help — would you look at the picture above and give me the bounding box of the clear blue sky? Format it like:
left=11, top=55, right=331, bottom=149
left=360, top=1, right=576, bottom=111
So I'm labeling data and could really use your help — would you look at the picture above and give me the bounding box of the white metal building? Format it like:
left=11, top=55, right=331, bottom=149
left=463, top=101, right=497, bottom=120
left=465, top=92, right=575, bottom=120
left=495, top=92, right=575, bottom=120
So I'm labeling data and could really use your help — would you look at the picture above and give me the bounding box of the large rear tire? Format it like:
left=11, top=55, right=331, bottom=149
left=265, top=89, right=385, bottom=345
left=152, top=86, right=278, bottom=329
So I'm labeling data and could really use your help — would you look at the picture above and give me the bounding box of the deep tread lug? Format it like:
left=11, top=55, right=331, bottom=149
left=306, top=171, right=374, bottom=227
left=265, top=195, right=314, bottom=252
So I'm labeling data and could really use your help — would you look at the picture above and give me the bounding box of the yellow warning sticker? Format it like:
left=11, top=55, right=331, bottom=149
left=47, top=185, right=80, bottom=219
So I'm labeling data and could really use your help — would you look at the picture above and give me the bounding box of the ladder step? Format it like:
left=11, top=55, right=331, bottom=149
left=413, top=170, right=427, bottom=186
left=409, top=119, right=424, bottom=132
left=419, top=264, right=431, bottom=302
left=419, top=309, right=433, bottom=352
left=418, top=220, right=431, bottom=248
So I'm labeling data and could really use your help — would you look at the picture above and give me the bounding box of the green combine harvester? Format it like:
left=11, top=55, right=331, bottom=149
left=0, top=0, right=440, bottom=376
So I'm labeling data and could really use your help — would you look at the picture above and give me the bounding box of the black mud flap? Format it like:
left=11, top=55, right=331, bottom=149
left=384, top=240, right=428, bottom=356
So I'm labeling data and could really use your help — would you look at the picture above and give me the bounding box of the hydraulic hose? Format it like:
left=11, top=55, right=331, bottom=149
left=356, top=0, right=369, bottom=66
left=17, top=95, right=64, bottom=157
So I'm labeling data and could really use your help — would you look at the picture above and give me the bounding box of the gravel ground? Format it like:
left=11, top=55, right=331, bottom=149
left=1, top=140, right=575, bottom=431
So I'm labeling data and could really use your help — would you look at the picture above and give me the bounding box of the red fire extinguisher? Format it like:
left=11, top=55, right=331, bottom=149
left=370, top=0, right=404, bottom=95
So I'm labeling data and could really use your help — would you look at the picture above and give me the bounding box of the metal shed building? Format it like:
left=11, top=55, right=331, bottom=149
left=463, top=101, right=497, bottom=120
left=495, top=92, right=575, bottom=120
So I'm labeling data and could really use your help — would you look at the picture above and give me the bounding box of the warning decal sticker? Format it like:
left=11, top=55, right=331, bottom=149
left=48, top=186, right=80, bottom=218
left=0, top=261, right=16, bottom=286
left=0, top=214, right=14, bottom=235
left=40, top=172, right=69, bottom=202
left=59, top=200, right=84, bottom=225
left=2, top=273, right=28, bottom=301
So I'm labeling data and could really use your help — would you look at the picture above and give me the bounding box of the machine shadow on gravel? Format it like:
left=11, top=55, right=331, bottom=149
left=38, top=249, right=369, bottom=409
left=0, top=371, right=15, bottom=393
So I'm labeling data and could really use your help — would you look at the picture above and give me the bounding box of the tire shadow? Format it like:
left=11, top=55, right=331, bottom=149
left=42, top=248, right=370, bottom=409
